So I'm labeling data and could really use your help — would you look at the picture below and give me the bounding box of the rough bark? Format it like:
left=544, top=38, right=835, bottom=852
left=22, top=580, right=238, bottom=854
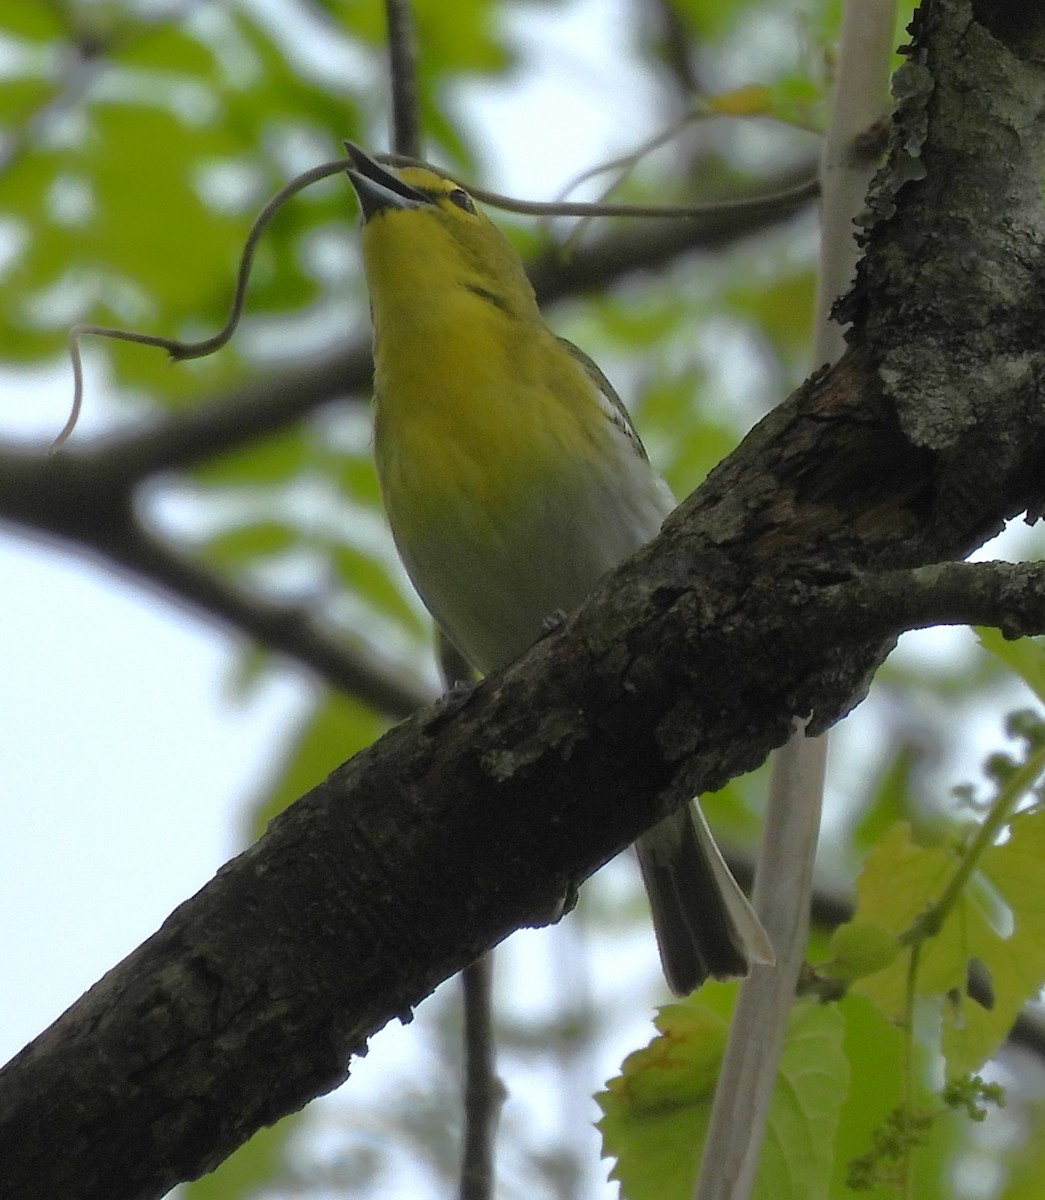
left=2, top=2, right=1045, bottom=1199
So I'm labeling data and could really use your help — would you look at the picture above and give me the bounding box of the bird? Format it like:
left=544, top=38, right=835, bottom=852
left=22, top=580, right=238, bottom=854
left=344, top=142, right=773, bottom=994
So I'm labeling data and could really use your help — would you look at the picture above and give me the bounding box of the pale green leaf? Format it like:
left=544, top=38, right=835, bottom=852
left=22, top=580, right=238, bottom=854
left=201, top=520, right=299, bottom=566
left=184, top=1115, right=301, bottom=1200
left=753, top=1003, right=848, bottom=1200
left=846, top=815, right=1045, bottom=1076
left=976, top=628, right=1045, bottom=706
left=943, top=806, right=1045, bottom=1074
left=826, top=920, right=901, bottom=984
left=597, top=1000, right=847, bottom=1200
left=245, top=691, right=387, bottom=837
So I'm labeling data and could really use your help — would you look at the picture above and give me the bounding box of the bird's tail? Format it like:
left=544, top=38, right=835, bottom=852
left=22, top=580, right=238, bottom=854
left=636, top=803, right=774, bottom=996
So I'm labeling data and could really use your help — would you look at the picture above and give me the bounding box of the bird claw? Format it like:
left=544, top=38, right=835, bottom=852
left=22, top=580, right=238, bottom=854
left=540, top=608, right=568, bottom=637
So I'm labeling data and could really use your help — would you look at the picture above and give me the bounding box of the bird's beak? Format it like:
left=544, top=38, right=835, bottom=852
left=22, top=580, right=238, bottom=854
left=344, top=142, right=432, bottom=221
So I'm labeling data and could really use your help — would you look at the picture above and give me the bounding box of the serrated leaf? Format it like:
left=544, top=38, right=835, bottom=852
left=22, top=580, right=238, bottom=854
left=597, top=1003, right=727, bottom=1200
left=597, top=1001, right=847, bottom=1200
left=846, top=824, right=956, bottom=1021
left=753, top=1003, right=848, bottom=1200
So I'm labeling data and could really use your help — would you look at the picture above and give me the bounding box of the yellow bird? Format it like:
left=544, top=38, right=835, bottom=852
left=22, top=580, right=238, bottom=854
left=345, top=144, right=772, bottom=994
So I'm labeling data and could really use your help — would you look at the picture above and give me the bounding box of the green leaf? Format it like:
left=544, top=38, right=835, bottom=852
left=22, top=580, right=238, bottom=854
left=183, top=1115, right=301, bottom=1200
left=201, top=520, right=299, bottom=566
left=597, top=1000, right=847, bottom=1200
left=118, top=27, right=219, bottom=77
left=724, top=267, right=816, bottom=363
left=0, top=0, right=64, bottom=39
left=192, top=430, right=310, bottom=487
left=943, top=806, right=1045, bottom=1073
left=846, top=815, right=1045, bottom=1077
left=88, top=103, right=243, bottom=309
left=597, top=1002, right=728, bottom=1200
left=753, top=1003, right=848, bottom=1200
left=846, top=824, right=957, bottom=1021
left=831, top=995, right=906, bottom=1199
left=244, top=691, right=387, bottom=838
left=852, top=745, right=916, bottom=855
left=976, top=627, right=1045, bottom=706
left=997, top=1095, right=1045, bottom=1199
left=330, top=542, right=426, bottom=634
left=826, top=920, right=901, bottom=984
left=0, top=78, right=57, bottom=122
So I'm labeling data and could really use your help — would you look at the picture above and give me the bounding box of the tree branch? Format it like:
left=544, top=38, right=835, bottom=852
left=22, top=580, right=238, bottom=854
left=4, top=336, right=1045, bottom=1198
left=3, top=4, right=1045, bottom=1200
left=384, top=0, right=422, bottom=159
left=0, top=446, right=430, bottom=718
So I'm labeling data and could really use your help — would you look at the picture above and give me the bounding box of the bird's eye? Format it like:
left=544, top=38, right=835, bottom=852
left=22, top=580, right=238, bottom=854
left=447, top=188, right=475, bottom=213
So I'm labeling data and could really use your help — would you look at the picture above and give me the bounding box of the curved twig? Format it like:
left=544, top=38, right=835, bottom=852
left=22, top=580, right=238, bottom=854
left=55, top=157, right=353, bottom=451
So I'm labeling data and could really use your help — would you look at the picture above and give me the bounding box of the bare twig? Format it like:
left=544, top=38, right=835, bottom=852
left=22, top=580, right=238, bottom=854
left=378, top=150, right=819, bottom=220
left=56, top=157, right=353, bottom=450
left=436, top=634, right=503, bottom=1200
left=384, top=0, right=422, bottom=158
left=458, top=957, right=504, bottom=1200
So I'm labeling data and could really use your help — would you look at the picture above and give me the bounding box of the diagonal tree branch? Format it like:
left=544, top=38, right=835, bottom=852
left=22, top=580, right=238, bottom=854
left=0, top=445, right=430, bottom=718
left=3, top=344, right=1045, bottom=1200
left=3, top=5, right=1045, bottom=1200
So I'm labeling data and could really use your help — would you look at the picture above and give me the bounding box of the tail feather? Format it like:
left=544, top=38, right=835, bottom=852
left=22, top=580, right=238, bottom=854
left=636, top=804, right=774, bottom=996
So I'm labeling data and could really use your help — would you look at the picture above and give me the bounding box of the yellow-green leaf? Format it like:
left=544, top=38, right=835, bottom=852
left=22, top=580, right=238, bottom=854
left=597, top=1000, right=847, bottom=1200
left=976, top=628, right=1045, bottom=706
left=245, top=691, right=387, bottom=837
left=846, top=815, right=1045, bottom=1076
left=826, top=920, right=901, bottom=984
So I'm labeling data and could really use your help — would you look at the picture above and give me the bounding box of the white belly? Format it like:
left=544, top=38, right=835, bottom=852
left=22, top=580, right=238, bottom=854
left=389, top=427, right=675, bottom=675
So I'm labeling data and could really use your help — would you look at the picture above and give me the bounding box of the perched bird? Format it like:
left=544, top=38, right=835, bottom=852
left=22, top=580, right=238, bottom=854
left=344, top=144, right=772, bottom=994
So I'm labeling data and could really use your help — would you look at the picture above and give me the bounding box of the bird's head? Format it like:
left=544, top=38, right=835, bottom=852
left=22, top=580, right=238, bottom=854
left=344, top=143, right=539, bottom=324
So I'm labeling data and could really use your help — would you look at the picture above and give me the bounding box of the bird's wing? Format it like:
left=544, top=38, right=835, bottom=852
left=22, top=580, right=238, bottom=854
left=557, top=336, right=651, bottom=463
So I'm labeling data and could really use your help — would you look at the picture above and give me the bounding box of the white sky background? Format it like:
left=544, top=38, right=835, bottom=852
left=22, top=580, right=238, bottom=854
left=0, top=0, right=1035, bottom=1195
